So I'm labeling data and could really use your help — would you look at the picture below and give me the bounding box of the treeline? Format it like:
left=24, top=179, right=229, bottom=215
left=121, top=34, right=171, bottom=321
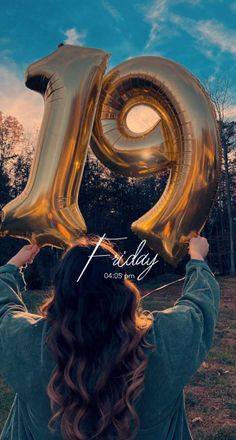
left=0, top=110, right=235, bottom=288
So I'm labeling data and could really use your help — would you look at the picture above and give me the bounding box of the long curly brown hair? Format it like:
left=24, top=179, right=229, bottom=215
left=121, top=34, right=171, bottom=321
left=40, top=235, right=156, bottom=440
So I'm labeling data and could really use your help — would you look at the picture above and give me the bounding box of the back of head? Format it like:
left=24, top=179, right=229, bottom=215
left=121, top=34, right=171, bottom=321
left=41, top=235, right=155, bottom=440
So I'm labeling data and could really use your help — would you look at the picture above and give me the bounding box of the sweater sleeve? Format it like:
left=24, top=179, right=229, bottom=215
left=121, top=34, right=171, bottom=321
left=153, top=258, right=220, bottom=394
left=0, top=263, right=27, bottom=314
left=0, top=264, right=43, bottom=399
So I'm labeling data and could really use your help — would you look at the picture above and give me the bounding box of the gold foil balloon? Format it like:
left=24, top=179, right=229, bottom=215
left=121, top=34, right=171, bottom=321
left=0, top=47, right=221, bottom=265
left=91, top=56, right=221, bottom=266
left=0, top=45, right=109, bottom=249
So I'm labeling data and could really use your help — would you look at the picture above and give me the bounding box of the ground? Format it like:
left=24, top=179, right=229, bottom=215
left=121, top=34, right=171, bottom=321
left=0, top=275, right=235, bottom=439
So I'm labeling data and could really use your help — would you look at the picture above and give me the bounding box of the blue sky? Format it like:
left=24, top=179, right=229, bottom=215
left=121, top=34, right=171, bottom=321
left=0, top=0, right=235, bottom=131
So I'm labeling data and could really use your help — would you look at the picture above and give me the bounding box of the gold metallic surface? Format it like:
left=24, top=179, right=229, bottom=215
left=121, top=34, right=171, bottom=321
left=91, top=57, right=221, bottom=266
left=0, top=45, right=109, bottom=248
left=0, top=48, right=221, bottom=265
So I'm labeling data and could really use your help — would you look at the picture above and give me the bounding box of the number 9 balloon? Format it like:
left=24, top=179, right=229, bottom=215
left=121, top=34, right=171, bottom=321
left=0, top=44, right=221, bottom=266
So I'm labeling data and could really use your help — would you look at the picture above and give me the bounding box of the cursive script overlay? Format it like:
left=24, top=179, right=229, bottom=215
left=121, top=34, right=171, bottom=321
left=77, top=234, right=159, bottom=282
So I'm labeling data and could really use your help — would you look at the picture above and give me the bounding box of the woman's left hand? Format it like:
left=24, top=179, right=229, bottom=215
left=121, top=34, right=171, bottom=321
left=7, top=243, right=40, bottom=269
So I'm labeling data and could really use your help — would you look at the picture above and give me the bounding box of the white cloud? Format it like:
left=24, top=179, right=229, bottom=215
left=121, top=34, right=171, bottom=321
left=63, top=28, right=87, bottom=45
left=144, top=0, right=168, bottom=48
left=230, top=2, right=236, bottom=11
left=170, top=15, right=236, bottom=55
left=144, top=1, right=235, bottom=56
left=144, top=0, right=202, bottom=49
left=102, top=1, right=123, bottom=21
left=0, top=64, right=43, bottom=132
left=175, top=0, right=201, bottom=4
left=197, top=20, right=236, bottom=55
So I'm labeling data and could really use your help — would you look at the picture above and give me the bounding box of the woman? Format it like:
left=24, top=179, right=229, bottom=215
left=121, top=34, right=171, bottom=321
left=0, top=234, right=220, bottom=440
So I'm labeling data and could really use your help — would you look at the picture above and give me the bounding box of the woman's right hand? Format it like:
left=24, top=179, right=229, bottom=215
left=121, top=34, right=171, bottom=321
left=188, top=235, right=209, bottom=261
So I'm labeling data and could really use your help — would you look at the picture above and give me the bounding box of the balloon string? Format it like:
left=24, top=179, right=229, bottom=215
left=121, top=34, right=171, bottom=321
left=140, top=276, right=185, bottom=301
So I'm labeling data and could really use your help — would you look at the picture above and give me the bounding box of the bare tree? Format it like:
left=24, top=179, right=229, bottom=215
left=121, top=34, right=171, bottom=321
left=0, top=111, right=24, bottom=206
left=206, top=75, right=236, bottom=276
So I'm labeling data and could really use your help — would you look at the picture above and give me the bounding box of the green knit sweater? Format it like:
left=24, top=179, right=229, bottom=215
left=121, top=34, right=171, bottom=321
left=0, top=258, right=220, bottom=440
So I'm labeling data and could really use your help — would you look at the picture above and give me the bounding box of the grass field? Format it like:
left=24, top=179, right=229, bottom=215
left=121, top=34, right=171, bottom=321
left=0, top=275, right=235, bottom=439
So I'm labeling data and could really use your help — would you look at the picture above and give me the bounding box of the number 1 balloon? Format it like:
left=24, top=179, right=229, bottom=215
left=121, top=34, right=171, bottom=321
left=0, top=44, right=221, bottom=266
left=0, top=45, right=109, bottom=249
